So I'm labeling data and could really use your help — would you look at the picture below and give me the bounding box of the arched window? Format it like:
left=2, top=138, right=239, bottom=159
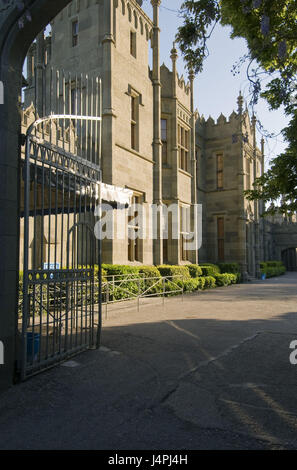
left=139, top=17, right=144, bottom=35
left=134, top=11, right=138, bottom=29
left=127, top=4, right=132, bottom=22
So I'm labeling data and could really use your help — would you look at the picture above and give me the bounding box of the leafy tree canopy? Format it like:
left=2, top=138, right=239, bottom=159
left=177, top=0, right=297, bottom=215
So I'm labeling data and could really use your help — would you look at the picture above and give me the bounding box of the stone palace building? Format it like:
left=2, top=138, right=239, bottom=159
left=23, top=0, right=297, bottom=277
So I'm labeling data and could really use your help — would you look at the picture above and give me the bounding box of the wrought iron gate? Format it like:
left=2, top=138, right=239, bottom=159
left=19, top=70, right=102, bottom=379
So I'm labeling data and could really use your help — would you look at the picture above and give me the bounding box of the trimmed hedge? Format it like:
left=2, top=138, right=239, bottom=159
left=218, top=263, right=240, bottom=274
left=18, top=262, right=243, bottom=313
left=260, top=261, right=286, bottom=278
left=102, top=264, right=139, bottom=277
left=203, top=275, right=216, bottom=289
left=200, top=264, right=221, bottom=277
left=139, top=266, right=163, bottom=295
left=157, top=265, right=191, bottom=279
left=187, top=264, right=203, bottom=278
left=215, top=273, right=237, bottom=287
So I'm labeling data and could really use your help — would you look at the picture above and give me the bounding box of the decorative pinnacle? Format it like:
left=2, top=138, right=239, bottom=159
left=170, top=41, right=178, bottom=61
left=151, top=0, right=161, bottom=6
left=237, top=91, right=244, bottom=114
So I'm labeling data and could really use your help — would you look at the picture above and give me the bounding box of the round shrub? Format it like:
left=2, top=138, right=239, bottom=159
left=201, top=265, right=220, bottom=277
left=215, top=273, right=235, bottom=287
left=187, top=264, right=203, bottom=278
left=203, top=276, right=216, bottom=289
left=196, top=276, right=206, bottom=290
left=157, top=265, right=191, bottom=279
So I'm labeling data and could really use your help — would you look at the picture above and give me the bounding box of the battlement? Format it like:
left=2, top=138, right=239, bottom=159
left=53, top=0, right=153, bottom=42
left=202, top=110, right=239, bottom=128
left=120, top=0, right=153, bottom=41
left=176, top=71, right=190, bottom=95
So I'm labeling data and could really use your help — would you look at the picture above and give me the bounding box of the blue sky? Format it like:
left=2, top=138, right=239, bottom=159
left=142, top=0, right=289, bottom=166
left=26, top=0, right=288, bottom=166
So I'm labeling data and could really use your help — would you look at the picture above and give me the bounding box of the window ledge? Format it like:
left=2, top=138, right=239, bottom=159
left=178, top=169, right=192, bottom=177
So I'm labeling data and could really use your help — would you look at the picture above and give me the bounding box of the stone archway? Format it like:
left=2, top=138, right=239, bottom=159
left=282, top=248, right=297, bottom=272
left=0, top=0, right=72, bottom=390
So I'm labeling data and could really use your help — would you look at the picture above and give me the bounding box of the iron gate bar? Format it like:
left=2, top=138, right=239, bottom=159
left=21, top=72, right=103, bottom=380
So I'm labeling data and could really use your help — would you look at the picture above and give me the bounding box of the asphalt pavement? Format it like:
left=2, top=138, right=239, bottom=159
left=0, top=272, right=297, bottom=449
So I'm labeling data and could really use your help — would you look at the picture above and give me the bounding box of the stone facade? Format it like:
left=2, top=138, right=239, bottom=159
left=24, top=0, right=199, bottom=268
left=23, top=0, right=297, bottom=275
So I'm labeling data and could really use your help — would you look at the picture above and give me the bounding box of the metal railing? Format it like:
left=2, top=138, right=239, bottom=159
left=101, top=274, right=185, bottom=318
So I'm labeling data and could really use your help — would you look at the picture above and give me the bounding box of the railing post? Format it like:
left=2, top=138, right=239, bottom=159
left=137, top=278, right=140, bottom=312
left=182, top=276, right=184, bottom=302
left=106, top=282, right=109, bottom=320
left=163, top=277, right=165, bottom=307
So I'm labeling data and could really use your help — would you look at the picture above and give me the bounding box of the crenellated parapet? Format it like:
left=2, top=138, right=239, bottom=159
left=176, top=71, right=190, bottom=96
left=119, top=0, right=153, bottom=40
left=54, top=0, right=153, bottom=40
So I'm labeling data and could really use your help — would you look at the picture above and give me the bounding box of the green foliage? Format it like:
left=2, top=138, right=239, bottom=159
left=203, top=275, right=216, bottom=289
left=94, top=265, right=107, bottom=282
left=139, top=266, right=163, bottom=295
left=218, top=263, right=241, bottom=283
left=215, top=273, right=237, bottom=287
left=157, top=265, right=191, bottom=279
left=18, top=262, right=244, bottom=313
left=260, top=261, right=286, bottom=277
left=102, top=264, right=139, bottom=277
left=196, top=276, right=206, bottom=290
left=218, top=262, right=240, bottom=274
left=200, top=264, right=221, bottom=276
left=187, top=264, right=203, bottom=278
left=177, top=0, right=297, bottom=215
left=175, top=278, right=199, bottom=293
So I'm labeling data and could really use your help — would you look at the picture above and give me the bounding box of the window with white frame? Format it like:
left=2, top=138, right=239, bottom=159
left=178, top=124, right=189, bottom=172
left=128, top=194, right=142, bottom=262
left=180, top=205, right=191, bottom=261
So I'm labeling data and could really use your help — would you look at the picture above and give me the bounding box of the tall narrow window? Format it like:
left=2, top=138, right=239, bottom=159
left=217, top=217, right=225, bottom=262
left=130, top=31, right=137, bottom=58
left=217, top=154, right=223, bottom=190
left=245, top=159, right=251, bottom=190
left=161, top=119, right=168, bottom=165
left=128, top=195, right=141, bottom=262
left=72, top=20, right=78, bottom=47
left=131, top=95, right=139, bottom=151
left=180, top=205, right=191, bottom=262
left=178, top=124, right=189, bottom=172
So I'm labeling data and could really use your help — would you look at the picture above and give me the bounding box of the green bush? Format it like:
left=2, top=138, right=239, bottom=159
left=201, top=264, right=220, bottom=277
left=196, top=276, right=206, bottom=290
left=102, top=264, right=139, bottom=277
left=187, top=264, right=203, bottom=278
left=214, top=273, right=236, bottom=287
left=203, top=275, right=216, bottom=289
left=101, top=264, right=141, bottom=301
left=214, top=273, right=227, bottom=287
left=260, top=261, right=286, bottom=278
left=157, top=265, right=190, bottom=279
left=266, top=261, right=285, bottom=268
left=218, top=263, right=240, bottom=274
left=175, top=278, right=198, bottom=293
left=139, top=266, right=163, bottom=295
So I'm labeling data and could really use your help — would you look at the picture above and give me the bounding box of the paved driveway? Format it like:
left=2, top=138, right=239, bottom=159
left=0, top=272, right=297, bottom=449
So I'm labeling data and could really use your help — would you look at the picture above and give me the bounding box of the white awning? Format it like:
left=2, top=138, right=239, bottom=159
left=99, top=183, right=133, bottom=207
